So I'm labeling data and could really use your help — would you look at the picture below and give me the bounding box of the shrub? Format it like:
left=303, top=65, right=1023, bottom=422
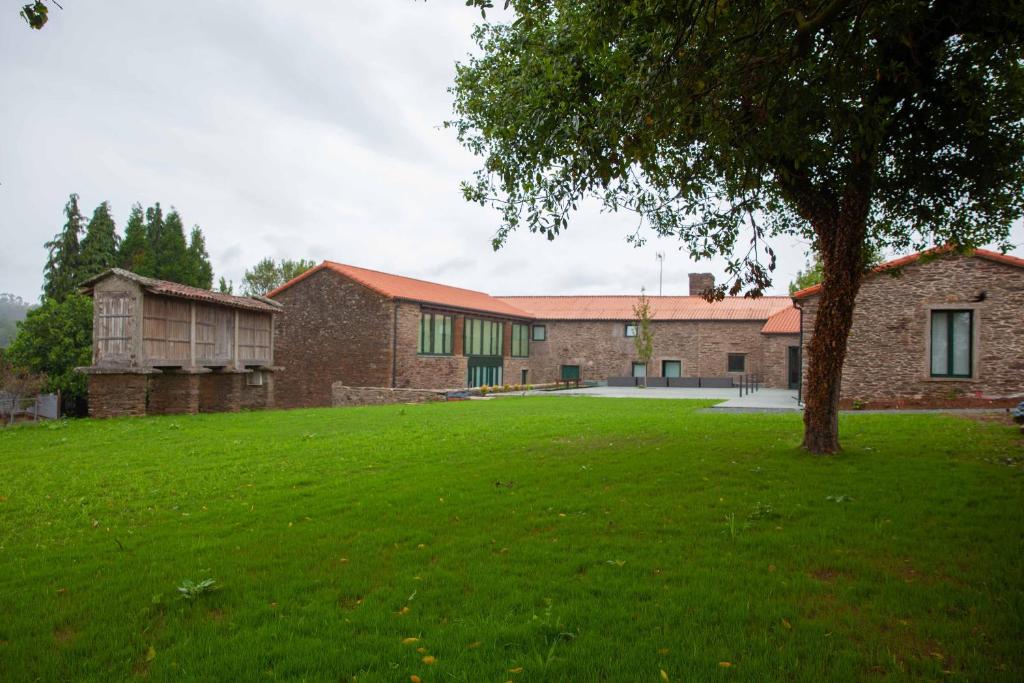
left=479, top=385, right=489, bottom=395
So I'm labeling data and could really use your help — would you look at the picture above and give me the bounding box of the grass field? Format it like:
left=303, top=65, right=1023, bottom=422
left=0, top=398, right=1021, bottom=682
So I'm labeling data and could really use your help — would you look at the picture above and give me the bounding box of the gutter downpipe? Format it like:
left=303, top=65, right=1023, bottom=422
left=793, top=298, right=804, bottom=406
left=391, top=301, right=398, bottom=388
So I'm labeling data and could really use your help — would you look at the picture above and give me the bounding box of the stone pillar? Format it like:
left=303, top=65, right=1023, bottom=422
left=688, top=273, right=715, bottom=296
left=148, top=373, right=200, bottom=415
left=199, top=372, right=243, bottom=413
left=87, top=374, right=148, bottom=418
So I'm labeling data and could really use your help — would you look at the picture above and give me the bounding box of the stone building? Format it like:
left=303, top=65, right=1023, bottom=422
left=78, top=269, right=281, bottom=417
left=267, top=262, right=801, bottom=408
left=793, top=248, right=1024, bottom=406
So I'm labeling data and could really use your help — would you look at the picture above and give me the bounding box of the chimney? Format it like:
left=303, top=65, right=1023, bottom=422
left=688, top=273, right=715, bottom=296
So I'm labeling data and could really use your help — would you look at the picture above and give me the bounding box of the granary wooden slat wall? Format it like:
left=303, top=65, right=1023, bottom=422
left=143, top=296, right=192, bottom=365
left=94, top=291, right=136, bottom=363
left=238, top=311, right=272, bottom=364
left=195, top=305, right=235, bottom=365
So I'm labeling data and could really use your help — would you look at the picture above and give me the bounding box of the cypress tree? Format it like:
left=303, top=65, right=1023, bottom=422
left=141, top=203, right=165, bottom=278
left=42, top=193, right=85, bottom=301
left=79, top=201, right=120, bottom=281
left=118, top=204, right=148, bottom=273
left=154, top=209, right=189, bottom=283
left=185, top=226, right=213, bottom=289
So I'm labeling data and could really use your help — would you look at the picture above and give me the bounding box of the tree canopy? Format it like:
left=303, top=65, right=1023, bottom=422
left=241, top=258, right=316, bottom=296
left=451, top=0, right=1024, bottom=452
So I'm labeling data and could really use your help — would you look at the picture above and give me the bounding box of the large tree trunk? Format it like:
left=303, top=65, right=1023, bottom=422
left=801, top=178, right=871, bottom=454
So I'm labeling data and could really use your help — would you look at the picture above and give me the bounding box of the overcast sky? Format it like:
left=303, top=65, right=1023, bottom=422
left=1, top=2, right=1021, bottom=303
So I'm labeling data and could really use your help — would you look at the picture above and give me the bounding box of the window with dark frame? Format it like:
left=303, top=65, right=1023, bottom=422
left=464, top=317, right=504, bottom=356
left=417, top=312, right=453, bottom=355
left=631, top=362, right=647, bottom=378
left=727, top=353, right=746, bottom=373
left=930, top=310, right=973, bottom=377
left=624, top=323, right=638, bottom=337
left=511, top=323, right=530, bottom=358
left=662, top=360, right=681, bottom=378
left=531, top=324, right=547, bottom=341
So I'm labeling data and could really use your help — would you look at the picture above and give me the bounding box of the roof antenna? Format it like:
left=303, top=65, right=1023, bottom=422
left=655, top=252, right=665, bottom=296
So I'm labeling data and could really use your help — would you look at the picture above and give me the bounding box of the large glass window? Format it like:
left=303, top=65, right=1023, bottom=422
left=631, top=362, right=647, bottom=378
left=930, top=310, right=973, bottom=377
left=464, top=318, right=503, bottom=356
left=662, top=360, right=682, bottom=378
left=417, top=312, right=453, bottom=355
left=511, top=323, right=530, bottom=358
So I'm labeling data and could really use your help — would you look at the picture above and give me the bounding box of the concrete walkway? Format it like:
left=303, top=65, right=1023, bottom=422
left=524, top=385, right=802, bottom=411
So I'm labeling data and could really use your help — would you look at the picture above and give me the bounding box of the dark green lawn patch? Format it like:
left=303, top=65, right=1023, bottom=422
left=0, top=399, right=1021, bottom=681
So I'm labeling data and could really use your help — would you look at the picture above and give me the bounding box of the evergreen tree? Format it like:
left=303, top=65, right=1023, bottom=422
left=153, top=209, right=190, bottom=283
left=79, top=201, right=120, bottom=282
left=186, top=226, right=214, bottom=289
left=118, top=204, right=148, bottom=273
left=42, top=193, right=85, bottom=301
left=217, top=277, right=234, bottom=295
left=141, top=203, right=165, bottom=278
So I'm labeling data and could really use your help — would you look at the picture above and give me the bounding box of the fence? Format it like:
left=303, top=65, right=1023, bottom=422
left=0, top=392, right=59, bottom=423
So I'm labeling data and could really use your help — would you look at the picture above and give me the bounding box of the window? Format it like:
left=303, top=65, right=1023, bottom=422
left=511, top=323, right=530, bottom=358
left=727, top=353, right=746, bottom=373
left=532, top=325, right=547, bottom=341
left=246, top=370, right=264, bottom=387
left=631, top=362, right=647, bottom=378
left=624, top=323, right=638, bottom=337
left=464, top=318, right=503, bottom=356
left=417, top=312, right=453, bottom=355
left=662, top=360, right=681, bottom=378
left=931, top=310, right=973, bottom=377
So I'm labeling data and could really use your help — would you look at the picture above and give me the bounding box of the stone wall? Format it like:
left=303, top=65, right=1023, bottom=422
left=199, top=372, right=242, bottom=413
left=526, top=319, right=792, bottom=387
left=800, top=253, right=1024, bottom=402
left=147, top=373, right=199, bottom=415
left=88, top=374, right=148, bottom=418
left=760, top=333, right=801, bottom=389
left=271, top=268, right=395, bottom=408
left=240, top=371, right=275, bottom=410
left=332, top=384, right=447, bottom=406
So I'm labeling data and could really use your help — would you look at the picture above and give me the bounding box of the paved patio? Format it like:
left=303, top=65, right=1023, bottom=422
left=524, top=385, right=802, bottom=412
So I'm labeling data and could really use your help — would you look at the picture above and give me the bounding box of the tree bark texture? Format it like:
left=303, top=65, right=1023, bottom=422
left=801, top=176, right=872, bottom=454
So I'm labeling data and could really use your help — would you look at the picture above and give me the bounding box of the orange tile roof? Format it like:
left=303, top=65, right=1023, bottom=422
left=268, top=261, right=534, bottom=318
left=497, top=295, right=794, bottom=321
left=761, top=306, right=800, bottom=334
left=792, top=247, right=1024, bottom=299
left=81, top=268, right=281, bottom=313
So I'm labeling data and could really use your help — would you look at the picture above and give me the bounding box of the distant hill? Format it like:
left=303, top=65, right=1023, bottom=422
left=0, top=293, right=33, bottom=348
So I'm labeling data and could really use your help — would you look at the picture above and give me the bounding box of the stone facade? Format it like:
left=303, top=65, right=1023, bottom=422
left=332, top=384, right=447, bottom=406
left=272, top=268, right=395, bottom=408
left=87, top=370, right=273, bottom=418
left=199, top=372, right=243, bottom=413
left=526, top=319, right=795, bottom=386
left=799, top=253, right=1024, bottom=403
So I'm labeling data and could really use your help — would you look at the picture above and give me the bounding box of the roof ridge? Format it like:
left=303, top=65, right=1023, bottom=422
left=792, top=245, right=1024, bottom=299
left=325, top=261, right=494, bottom=297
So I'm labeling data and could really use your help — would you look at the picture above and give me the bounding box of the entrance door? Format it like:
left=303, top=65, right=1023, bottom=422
left=468, top=356, right=503, bottom=387
left=787, top=346, right=801, bottom=389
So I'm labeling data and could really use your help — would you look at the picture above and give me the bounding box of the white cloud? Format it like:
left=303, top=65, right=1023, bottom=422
left=0, top=1, right=1020, bottom=302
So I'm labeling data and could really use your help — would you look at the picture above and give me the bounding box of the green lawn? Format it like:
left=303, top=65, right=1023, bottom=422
left=0, top=398, right=1021, bottom=682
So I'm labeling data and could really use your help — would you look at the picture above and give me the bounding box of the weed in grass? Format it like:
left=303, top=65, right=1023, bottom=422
left=177, top=578, right=218, bottom=600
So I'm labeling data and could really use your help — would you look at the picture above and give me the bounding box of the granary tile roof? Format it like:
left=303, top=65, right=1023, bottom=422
left=761, top=306, right=801, bottom=334
left=268, top=262, right=534, bottom=319
left=81, top=269, right=282, bottom=313
left=496, top=295, right=794, bottom=322
left=792, top=247, right=1024, bottom=299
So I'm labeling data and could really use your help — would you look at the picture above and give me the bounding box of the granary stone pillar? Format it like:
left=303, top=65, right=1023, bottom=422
left=198, top=371, right=244, bottom=413
left=147, top=371, right=202, bottom=415
left=85, top=371, right=152, bottom=418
